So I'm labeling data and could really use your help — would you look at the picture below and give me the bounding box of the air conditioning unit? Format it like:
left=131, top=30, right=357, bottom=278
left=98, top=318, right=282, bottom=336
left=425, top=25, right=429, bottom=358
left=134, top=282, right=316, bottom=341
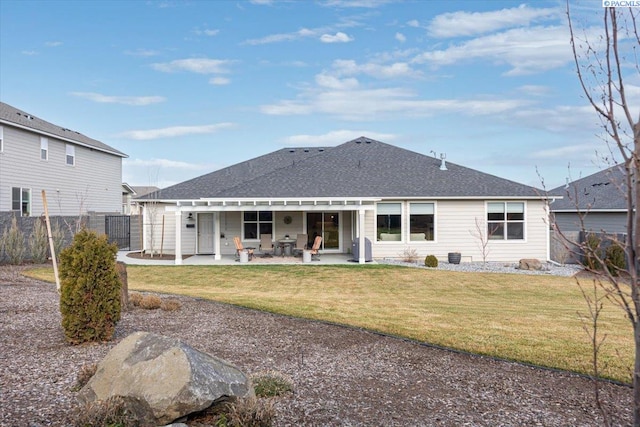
left=352, top=237, right=372, bottom=262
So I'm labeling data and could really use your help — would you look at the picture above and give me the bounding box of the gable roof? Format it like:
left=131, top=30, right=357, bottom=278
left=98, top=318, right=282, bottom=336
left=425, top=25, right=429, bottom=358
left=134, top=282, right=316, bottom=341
left=144, top=137, right=544, bottom=201
left=550, top=164, right=628, bottom=212
left=0, top=101, right=127, bottom=158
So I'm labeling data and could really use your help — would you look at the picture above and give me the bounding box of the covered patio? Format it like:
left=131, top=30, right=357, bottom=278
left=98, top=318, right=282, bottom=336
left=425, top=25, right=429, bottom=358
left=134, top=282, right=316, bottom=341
left=117, top=251, right=362, bottom=266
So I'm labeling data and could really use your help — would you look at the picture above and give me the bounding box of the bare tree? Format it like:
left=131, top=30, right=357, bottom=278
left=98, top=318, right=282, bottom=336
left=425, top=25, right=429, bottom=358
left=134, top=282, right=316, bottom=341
left=567, top=3, right=640, bottom=424
left=469, top=217, right=492, bottom=267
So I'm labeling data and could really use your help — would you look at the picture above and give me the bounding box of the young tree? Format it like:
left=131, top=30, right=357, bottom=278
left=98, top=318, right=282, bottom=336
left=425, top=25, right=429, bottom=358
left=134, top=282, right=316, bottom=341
left=567, top=4, right=640, bottom=424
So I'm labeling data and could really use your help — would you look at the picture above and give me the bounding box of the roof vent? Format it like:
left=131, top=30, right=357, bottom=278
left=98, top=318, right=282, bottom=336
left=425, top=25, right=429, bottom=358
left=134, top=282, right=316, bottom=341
left=318, top=148, right=324, bottom=152
left=439, top=153, right=447, bottom=171
left=289, top=149, right=295, bottom=153
left=304, top=149, right=309, bottom=152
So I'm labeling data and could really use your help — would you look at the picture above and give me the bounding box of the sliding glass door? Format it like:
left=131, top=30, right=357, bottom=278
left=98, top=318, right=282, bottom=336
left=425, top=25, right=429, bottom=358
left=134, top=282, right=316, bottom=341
left=306, top=212, right=340, bottom=251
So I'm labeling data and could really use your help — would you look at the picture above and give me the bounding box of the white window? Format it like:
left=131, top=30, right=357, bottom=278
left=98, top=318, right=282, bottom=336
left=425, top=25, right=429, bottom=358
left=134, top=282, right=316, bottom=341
left=409, top=203, right=435, bottom=241
left=40, top=137, right=48, bottom=160
left=243, top=211, right=273, bottom=240
left=65, top=144, right=75, bottom=165
left=487, top=202, right=525, bottom=240
left=12, top=187, right=31, bottom=216
left=377, top=203, right=402, bottom=241
left=0, top=126, right=3, bottom=152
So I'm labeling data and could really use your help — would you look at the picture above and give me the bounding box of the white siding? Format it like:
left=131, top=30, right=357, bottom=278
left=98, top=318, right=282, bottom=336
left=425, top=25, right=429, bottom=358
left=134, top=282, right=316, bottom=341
left=370, top=199, right=549, bottom=262
left=0, top=125, right=122, bottom=216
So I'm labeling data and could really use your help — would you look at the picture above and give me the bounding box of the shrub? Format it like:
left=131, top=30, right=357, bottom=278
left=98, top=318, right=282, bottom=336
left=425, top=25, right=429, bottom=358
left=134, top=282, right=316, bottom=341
left=59, top=229, right=121, bottom=345
left=73, top=363, right=98, bottom=391
left=583, top=233, right=603, bottom=271
left=160, top=298, right=182, bottom=311
left=29, top=218, right=49, bottom=264
left=400, top=247, right=419, bottom=263
left=2, top=216, right=26, bottom=265
left=424, top=255, right=438, bottom=268
left=605, top=243, right=626, bottom=276
left=138, top=294, right=162, bottom=310
left=72, top=395, right=153, bottom=427
left=223, top=397, right=275, bottom=427
left=129, top=292, right=143, bottom=307
left=252, top=371, right=294, bottom=398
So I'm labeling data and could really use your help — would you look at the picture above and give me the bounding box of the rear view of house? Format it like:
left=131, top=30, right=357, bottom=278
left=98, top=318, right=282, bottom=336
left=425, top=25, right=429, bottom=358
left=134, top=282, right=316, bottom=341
left=0, top=102, right=127, bottom=217
left=137, top=137, right=554, bottom=264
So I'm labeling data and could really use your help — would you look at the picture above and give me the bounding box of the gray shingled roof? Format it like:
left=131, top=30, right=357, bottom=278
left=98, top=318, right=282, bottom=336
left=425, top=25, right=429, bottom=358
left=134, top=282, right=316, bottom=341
left=145, top=137, right=543, bottom=200
left=0, top=101, right=127, bottom=157
left=550, top=164, right=629, bottom=211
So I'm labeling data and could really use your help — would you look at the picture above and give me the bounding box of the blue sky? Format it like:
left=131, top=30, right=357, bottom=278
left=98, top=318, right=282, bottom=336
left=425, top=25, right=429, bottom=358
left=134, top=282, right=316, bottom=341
left=0, top=0, right=622, bottom=190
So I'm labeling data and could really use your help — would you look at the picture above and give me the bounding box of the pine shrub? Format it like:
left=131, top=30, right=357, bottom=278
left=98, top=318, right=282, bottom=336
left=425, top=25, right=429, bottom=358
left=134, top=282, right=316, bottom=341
left=605, top=243, right=626, bottom=276
left=424, top=255, right=438, bottom=268
left=2, top=216, right=26, bottom=265
left=29, top=218, right=49, bottom=264
left=59, top=229, right=121, bottom=345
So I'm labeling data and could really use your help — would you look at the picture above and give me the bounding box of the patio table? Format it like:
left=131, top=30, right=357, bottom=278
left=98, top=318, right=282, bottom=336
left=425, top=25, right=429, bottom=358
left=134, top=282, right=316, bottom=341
left=277, top=238, right=296, bottom=257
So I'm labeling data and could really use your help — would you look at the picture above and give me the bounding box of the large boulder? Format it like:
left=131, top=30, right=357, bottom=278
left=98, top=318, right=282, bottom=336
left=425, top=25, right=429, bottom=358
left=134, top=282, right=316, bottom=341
left=518, top=258, right=543, bottom=271
left=78, top=331, right=253, bottom=425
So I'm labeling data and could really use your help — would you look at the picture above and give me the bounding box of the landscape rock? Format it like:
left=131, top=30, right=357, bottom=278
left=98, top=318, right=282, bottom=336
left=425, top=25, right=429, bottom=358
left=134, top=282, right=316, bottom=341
left=518, top=258, right=543, bottom=271
left=77, top=331, right=253, bottom=425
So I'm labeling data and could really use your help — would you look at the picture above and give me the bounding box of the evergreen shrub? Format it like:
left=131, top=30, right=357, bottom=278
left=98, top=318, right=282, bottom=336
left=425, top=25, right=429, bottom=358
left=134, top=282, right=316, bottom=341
left=424, top=255, right=438, bottom=268
left=59, top=229, right=121, bottom=344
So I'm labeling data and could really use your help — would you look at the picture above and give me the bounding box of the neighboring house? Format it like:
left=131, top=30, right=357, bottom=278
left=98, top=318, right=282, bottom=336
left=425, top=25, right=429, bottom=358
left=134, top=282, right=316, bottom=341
left=0, top=102, right=127, bottom=216
left=122, top=184, right=159, bottom=215
left=137, top=137, right=554, bottom=265
left=550, top=164, right=628, bottom=235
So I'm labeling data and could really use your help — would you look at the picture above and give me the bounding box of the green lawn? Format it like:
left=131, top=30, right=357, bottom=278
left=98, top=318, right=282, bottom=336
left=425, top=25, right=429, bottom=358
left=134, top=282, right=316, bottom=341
left=25, top=264, right=634, bottom=383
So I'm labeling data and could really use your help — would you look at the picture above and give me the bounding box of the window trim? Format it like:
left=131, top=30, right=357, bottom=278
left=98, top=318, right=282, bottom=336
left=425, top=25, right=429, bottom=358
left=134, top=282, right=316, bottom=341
left=376, top=202, right=403, bottom=242
left=0, top=125, right=3, bottom=153
left=486, top=201, right=526, bottom=241
left=40, top=137, right=48, bottom=161
left=11, top=187, right=32, bottom=217
left=242, top=210, right=274, bottom=241
left=409, top=202, right=436, bottom=242
left=65, top=144, right=75, bottom=166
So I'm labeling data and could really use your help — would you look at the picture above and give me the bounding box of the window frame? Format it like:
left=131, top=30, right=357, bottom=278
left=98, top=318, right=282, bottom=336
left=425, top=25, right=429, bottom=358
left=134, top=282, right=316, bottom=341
left=242, top=210, right=273, bottom=241
left=65, top=144, right=75, bottom=166
left=376, top=202, right=403, bottom=242
left=11, top=187, right=32, bottom=217
left=0, top=126, right=3, bottom=153
left=40, top=137, right=48, bottom=161
left=487, top=201, right=525, bottom=241
left=409, top=202, right=435, bottom=242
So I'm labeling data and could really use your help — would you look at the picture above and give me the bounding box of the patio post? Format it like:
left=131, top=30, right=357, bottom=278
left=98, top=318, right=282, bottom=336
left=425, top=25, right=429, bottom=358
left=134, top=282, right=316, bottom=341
left=214, top=212, right=221, bottom=260
left=358, top=209, right=366, bottom=264
left=175, top=210, right=183, bottom=265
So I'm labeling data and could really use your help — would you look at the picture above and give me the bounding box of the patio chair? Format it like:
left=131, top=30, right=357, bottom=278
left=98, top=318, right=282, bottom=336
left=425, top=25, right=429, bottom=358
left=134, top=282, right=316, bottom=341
left=259, top=234, right=274, bottom=257
left=309, top=235, right=322, bottom=261
left=293, top=233, right=308, bottom=256
left=233, top=236, right=254, bottom=261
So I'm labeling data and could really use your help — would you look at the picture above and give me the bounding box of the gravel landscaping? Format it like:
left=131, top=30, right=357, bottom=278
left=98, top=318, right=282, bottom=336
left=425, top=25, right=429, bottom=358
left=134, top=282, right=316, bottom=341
left=0, top=265, right=633, bottom=426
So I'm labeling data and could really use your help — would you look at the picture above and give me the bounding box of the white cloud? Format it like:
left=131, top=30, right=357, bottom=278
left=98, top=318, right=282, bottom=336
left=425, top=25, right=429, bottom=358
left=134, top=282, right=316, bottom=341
left=21, top=50, right=38, bottom=56
left=320, top=32, right=354, bottom=43
left=125, top=49, right=160, bottom=57
left=412, top=25, right=572, bottom=75
left=209, top=77, right=231, bottom=85
left=395, top=32, right=406, bottom=43
left=282, top=130, right=397, bottom=146
left=315, top=73, right=359, bottom=90
left=151, top=58, right=235, bottom=74
left=45, top=41, right=63, bottom=47
left=330, top=59, right=422, bottom=79
left=244, top=27, right=323, bottom=45
left=531, top=144, right=599, bottom=160
left=124, top=158, right=205, bottom=169
left=261, top=86, right=530, bottom=121
left=71, top=92, right=166, bottom=106
left=118, top=123, right=235, bottom=140
left=518, top=85, right=552, bottom=97
left=407, top=19, right=420, bottom=28
left=428, top=4, right=560, bottom=38
left=204, top=29, right=220, bottom=36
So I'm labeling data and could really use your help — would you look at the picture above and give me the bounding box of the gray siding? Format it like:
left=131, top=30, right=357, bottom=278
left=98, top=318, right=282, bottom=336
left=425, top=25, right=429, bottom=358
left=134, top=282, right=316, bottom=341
left=0, top=124, right=122, bottom=216
left=553, top=212, right=627, bottom=234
